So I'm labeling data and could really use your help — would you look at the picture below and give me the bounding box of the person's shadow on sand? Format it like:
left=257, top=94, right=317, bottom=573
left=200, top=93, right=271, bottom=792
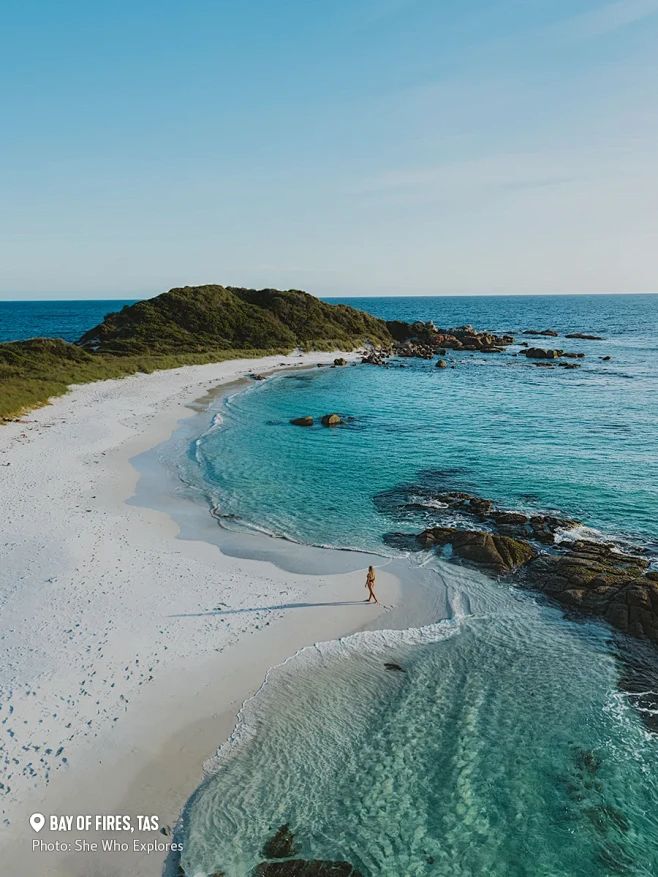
left=168, top=600, right=371, bottom=618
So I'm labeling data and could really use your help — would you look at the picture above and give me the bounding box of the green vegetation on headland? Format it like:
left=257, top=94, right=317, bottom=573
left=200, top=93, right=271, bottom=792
left=0, top=285, right=394, bottom=421
left=78, top=285, right=392, bottom=354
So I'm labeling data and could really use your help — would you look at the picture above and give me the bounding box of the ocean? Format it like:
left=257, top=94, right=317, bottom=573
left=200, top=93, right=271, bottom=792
left=5, top=294, right=658, bottom=875
left=0, top=299, right=137, bottom=343
left=176, top=294, right=658, bottom=877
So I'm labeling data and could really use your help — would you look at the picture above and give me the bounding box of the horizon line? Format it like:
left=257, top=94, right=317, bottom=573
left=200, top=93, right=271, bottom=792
left=1, top=289, right=658, bottom=303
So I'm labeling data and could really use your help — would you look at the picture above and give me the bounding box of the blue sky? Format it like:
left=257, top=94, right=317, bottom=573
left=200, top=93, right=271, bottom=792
left=2, top=0, right=658, bottom=299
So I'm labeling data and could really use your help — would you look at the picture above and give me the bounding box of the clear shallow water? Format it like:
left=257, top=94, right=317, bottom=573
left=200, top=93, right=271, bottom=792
left=172, top=294, right=658, bottom=876
left=183, top=609, right=658, bottom=877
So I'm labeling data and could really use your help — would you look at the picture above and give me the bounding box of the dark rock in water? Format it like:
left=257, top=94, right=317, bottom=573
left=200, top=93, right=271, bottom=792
left=321, top=413, right=343, bottom=426
left=524, top=347, right=563, bottom=359
left=520, top=541, right=658, bottom=642
left=290, top=416, right=314, bottom=426
left=262, top=824, right=299, bottom=859
left=558, top=362, right=581, bottom=369
left=566, top=332, right=604, bottom=340
left=601, top=355, right=612, bottom=361
left=528, top=514, right=578, bottom=543
left=333, top=357, right=348, bottom=366
left=436, top=359, right=448, bottom=368
left=490, top=511, right=529, bottom=527
left=383, top=531, right=424, bottom=552
left=561, top=352, right=585, bottom=358
left=251, top=373, right=267, bottom=380
left=417, top=528, right=537, bottom=573
left=523, top=329, right=559, bottom=336
left=384, top=662, right=406, bottom=672
left=254, top=861, right=363, bottom=877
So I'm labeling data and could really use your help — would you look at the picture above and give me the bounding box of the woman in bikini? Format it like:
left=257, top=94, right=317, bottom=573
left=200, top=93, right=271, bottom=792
left=365, top=565, right=378, bottom=604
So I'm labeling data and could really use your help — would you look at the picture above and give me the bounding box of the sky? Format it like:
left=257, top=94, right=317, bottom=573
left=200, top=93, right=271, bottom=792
left=2, top=0, right=658, bottom=300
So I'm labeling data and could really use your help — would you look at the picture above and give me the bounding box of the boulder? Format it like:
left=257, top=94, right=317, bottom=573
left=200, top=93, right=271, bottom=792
left=523, top=329, right=559, bottom=337
left=601, top=356, right=611, bottom=361
left=321, top=413, right=343, bottom=426
left=333, top=358, right=348, bottom=366
left=436, top=359, right=448, bottom=368
left=417, top=528, right=536, bottom=573
left=290, top=416, right=314, bottom=427
left=566, top=333, right=604, bottom=340
left=524, top=347, right=563, bottom=359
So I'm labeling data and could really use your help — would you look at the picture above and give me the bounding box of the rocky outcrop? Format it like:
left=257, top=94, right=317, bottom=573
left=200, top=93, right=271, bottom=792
left=521, top=542, right=658, bottom=641
left=417, top=527, right=537, bottom=572
left=321, top=413, right=343, bottom=426
left=523, top=329, right=559, bottom=336
left=333, top=358, right=348, bottom=366
left=566, top=333, right=604, bottom=340
left=393, top=485, right=658, bottom=645
left=290, top=416, right=314, bottom=426
left=378, top=477, right=658, bottom=646
left=361, top=323, right=515, bottom=366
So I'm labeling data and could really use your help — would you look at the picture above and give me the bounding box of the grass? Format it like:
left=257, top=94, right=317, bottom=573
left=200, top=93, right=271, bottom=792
left=0, top=338, right=292, bottom=421
left=1, top=285, right=394, bottom=421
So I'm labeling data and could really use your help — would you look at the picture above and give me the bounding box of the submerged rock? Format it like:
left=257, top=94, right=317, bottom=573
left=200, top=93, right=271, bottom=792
left=321, top=413, right=343, bottom=426
left=436, top=359, right=448, bottom=368
left=290, top=416, right=314, bottom=426
left=254, top=862, right=363, bottom=877
left=566, top=332, right=604, bottom=340
left=262, top=824, right=299, bottom=859
left=384, top=662, right=406, bottom=672
left=523, top=329, right=559, bottom=336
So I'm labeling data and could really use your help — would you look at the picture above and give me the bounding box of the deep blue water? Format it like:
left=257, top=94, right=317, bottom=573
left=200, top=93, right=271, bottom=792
left=0, top=299, right=137, bottom=343
left=177, top=294, right=658, bottom=877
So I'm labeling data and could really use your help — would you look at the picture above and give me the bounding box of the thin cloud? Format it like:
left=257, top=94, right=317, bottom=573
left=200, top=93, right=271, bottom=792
left=565, top=0, right=658, bottom=39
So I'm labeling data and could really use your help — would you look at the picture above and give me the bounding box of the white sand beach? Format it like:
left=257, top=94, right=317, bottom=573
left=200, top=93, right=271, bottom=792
left=0, top=352, right=406, bottom=876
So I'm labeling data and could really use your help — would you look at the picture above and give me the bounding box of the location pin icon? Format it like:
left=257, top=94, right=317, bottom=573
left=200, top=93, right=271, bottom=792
left=30, top=813, right=45, bottom=833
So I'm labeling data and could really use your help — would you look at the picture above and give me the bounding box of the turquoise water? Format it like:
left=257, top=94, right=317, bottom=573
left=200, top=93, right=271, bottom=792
left=194, top=295, right=658, bottom=549
left=177, top=295, right=658, bottom=877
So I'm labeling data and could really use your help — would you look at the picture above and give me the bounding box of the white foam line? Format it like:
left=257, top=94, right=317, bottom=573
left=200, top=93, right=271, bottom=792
left=200, top=617, right=463, bottom=780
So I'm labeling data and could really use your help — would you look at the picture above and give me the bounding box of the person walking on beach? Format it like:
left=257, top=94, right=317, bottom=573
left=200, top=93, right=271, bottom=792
left=365, top=565, right=379, bottom=604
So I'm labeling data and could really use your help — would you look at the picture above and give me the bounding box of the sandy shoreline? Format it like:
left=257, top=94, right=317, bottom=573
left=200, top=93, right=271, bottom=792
left=0, top=351, right=438, bottom=876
